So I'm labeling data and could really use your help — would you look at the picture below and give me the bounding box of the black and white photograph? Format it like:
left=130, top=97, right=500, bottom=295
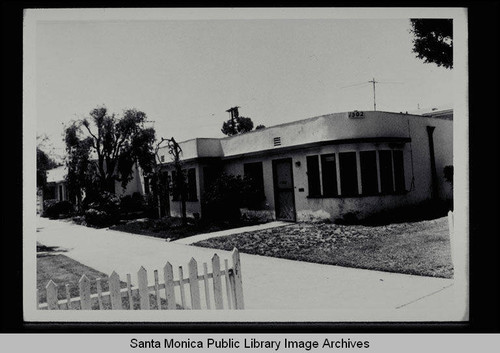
left=23, top=7, right=469, bottom=323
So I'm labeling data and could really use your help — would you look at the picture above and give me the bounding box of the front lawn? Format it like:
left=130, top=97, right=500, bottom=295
left=37, top=244, right=173, bottom=309
left=193, top=217, right=453, bottom=278
left=109, top=217, right=264, bottom=241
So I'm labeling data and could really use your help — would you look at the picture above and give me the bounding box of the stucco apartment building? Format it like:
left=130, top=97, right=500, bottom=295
left=158, top=109, right=453, bottom=222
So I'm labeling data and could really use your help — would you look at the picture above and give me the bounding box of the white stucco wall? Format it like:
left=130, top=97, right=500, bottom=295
left=161, top=110, right=453, bottom=221
left=115, top=163, right=145, bottom=197
left=220, top=112, right=452, bottom=222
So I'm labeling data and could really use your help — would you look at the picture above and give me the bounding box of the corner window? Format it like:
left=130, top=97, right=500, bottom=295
left=393, top=150, right=405, bottom=193
left=360, top=151, right=378, bottom=195
left=306, top=155, right=321, bottom=197
left=321, top=154, right=338, bottom=196
left=379, top=150, right=394, bottom=194
left=339, top=152, right=358, bottom=196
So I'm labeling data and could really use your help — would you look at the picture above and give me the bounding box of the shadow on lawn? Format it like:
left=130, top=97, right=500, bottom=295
left=37, top=242, right=68, bottom=258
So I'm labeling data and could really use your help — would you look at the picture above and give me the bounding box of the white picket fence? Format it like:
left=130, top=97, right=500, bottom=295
left=37, top=248, right=244, bottom=310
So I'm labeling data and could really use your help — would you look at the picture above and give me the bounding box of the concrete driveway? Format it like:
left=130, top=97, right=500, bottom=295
left=35, top=217, right=465, bottom=321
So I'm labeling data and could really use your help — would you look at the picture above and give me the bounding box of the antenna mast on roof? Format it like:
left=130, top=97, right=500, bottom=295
left=225, top=106, right=240, bottom=135
left=341, top=78, right=404, bottom=111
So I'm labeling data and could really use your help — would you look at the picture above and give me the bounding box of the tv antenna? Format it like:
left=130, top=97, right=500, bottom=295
left=341, top=78, right=404, bottom=111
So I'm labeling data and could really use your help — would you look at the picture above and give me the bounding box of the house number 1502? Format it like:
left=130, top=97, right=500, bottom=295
left=348, top=111, right=364, bottom=118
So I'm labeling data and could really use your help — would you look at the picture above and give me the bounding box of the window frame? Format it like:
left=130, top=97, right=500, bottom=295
left=305, top=148, right=406, bottom=198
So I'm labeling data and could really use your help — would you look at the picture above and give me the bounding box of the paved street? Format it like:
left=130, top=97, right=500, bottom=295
left=35, top=217, right=466, bottom=321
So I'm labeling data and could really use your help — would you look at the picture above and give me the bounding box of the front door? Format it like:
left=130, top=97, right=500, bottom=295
left=272, top=158, right=296, bottom=221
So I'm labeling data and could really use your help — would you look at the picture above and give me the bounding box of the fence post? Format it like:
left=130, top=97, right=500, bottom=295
left=224, top=259, right=233, bottom=309
left=178, top=266, right=187, bottom=309
left=126, top=274, right=133, bottom=310
left=109, top=271, right=122, bottom=310
left=46, top=280, right=58, bottom=310
left=96, top=278, right=104, bottom=310
left=231, top=248, right=245, bottom=309
left=154, top=270, right=162, bottom=310
left=138, top=266, right=150, bottom=310
left=78, top=274, right=92, bottom=310
left=163, top=262, right=176, bottom=310
left=65, top=284, right=72, bottom=310
left=203, top=262, right=211, bottom=310
left=212, top=254, right=223, bottom=310
left=188, top=258, right=201, bottom=309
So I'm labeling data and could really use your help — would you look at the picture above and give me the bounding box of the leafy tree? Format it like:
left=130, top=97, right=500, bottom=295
left=410, top=19, right=453, bottom=69
left=255, top=124, right=266, bottom=130
left=221, top=116, right=255, bottom=136
left=64, top=106, right=156, bottom=202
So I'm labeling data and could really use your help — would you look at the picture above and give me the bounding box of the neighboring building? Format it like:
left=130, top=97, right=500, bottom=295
left=158, top=109, right=453, bottom=222
left=44, top=166, right=68, bottom=202
left=41, top=162, right=146, bottom=206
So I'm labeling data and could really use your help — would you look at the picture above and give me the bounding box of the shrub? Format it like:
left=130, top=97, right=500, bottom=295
left=83, top=191, right=120, bottom=227
left=202, top=173, right=245, bottom=222
left=143, top=192, right=159, bottom=219
left=241, top=175, right=266, bottom=210
left=42, top=200, right=74, bottom=219
left=120, top=192, right=145, bottom=214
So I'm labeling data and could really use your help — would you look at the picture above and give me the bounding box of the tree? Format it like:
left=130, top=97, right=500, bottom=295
left=36, top=147, right=58, bottom=190
left=221, top=106, right=262, bottom=136
left=410, top=19, right=453, bottom=69
left=255, top=124, right=266, bottom=130
left=166, top=137, right=188, bottom=225
left=64, top=106, right=156, bottom=202
left=221, top=116, right=255, bottom=136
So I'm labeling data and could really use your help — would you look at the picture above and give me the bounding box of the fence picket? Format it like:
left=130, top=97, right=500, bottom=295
left=224, top=259, right=233, bottom=310
left=109, top=271, right=122, bottom=310
left=37, top=250, right=243, bottom=312
left=203, top=262, right=211, bottom=310
left=137, top=267, right=150, bottom=310
left=96, top=278, right=104, bottom=310
left=125, top=274, right=133, bottom=309
left=78, top=275, right=91, bottom=310
left=154, top=270, right=161, bottom=310
left=231, top=248, right=245, bottom=309
left=163, top=262, right=176, bottom=310
left=188, top=258, right=201, bottom=309
left=212, top=254, right=223, bottom=310
left=65, top=284, right=72, bottom=310
left=46, top=280, right=58, bottom=310
left=178, top=266, right=187, bottom=309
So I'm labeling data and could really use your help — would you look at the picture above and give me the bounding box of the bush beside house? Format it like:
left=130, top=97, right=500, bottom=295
left=42, top=200, right=74, bottom=219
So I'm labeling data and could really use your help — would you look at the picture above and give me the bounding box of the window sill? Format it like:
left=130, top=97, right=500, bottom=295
left=307, top=191, right=408, bottom=199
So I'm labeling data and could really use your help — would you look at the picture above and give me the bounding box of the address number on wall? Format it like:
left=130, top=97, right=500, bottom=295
left=348, top=111, right=365, bottom=118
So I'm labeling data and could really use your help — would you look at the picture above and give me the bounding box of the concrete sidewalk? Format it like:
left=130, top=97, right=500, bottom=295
left=35, top=217, right=464, bottom=321
left=172, top=221, right=290, bottom=244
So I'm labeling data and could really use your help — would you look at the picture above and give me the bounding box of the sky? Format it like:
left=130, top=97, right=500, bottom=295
left=33, top=11, right=456, bottom=159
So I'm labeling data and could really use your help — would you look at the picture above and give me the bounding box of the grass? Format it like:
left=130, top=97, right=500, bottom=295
left=109, top=216, right=264, bottom=241
left=37, top=244, right=178, bottom=310
left=193, top=217, right=454, bottom=278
